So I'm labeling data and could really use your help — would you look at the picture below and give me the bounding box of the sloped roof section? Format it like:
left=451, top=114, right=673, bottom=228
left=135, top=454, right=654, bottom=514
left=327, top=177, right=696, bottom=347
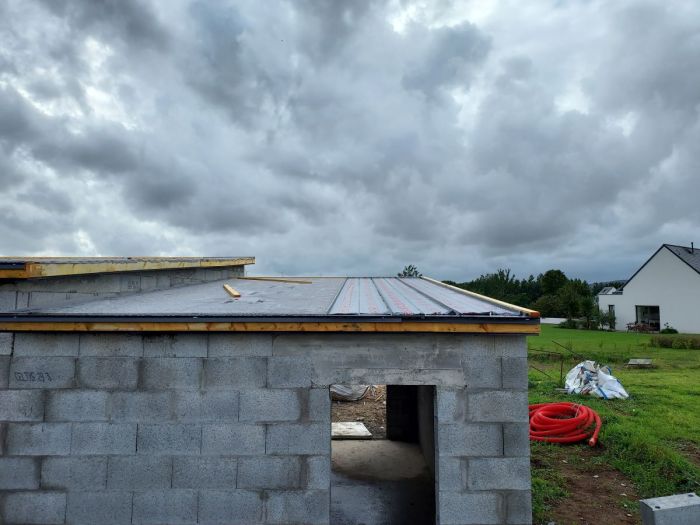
left=665, top=244, right=700, bottom=275
left=620, top=244, right=700, bottom=290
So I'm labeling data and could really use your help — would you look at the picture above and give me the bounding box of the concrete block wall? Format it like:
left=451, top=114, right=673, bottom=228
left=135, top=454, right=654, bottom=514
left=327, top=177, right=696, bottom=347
left=0, top=266, right=246, bottom=311
left=0, top=331, right=531, bottom=524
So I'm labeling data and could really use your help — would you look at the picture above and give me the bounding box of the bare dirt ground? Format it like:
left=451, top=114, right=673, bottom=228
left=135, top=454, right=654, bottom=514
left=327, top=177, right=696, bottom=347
left=532, top=445, right=641, bottom=525
left=331, top=385, right=387, bottom=439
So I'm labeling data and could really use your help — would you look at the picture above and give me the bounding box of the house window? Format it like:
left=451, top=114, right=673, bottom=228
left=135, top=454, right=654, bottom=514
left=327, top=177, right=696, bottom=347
left=608, top=305, right=615, bottom=317
left=635, top=305, right=660, bottom=331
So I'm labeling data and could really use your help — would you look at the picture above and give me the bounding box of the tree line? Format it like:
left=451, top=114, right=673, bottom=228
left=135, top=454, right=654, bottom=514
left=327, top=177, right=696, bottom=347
left=442, top=269, right=624, bottom=326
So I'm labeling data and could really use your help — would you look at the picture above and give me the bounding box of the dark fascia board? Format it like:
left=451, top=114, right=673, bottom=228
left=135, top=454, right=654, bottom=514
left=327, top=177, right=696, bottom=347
left=621, top=244, right=699, bottom=291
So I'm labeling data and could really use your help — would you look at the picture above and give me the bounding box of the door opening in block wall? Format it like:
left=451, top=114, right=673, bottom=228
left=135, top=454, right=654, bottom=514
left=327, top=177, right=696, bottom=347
left=330, top=384, right=436, bottom=525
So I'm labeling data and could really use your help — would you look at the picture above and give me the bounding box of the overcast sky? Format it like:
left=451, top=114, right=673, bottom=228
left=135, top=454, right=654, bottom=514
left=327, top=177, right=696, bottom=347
left=1, top=1, right=699, bottom=282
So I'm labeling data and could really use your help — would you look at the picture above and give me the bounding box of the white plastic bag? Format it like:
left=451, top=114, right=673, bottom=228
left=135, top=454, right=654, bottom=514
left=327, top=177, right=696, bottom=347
left=330, top=384, right=371, bottom=401
left=565, top=360, right=629, bottom=399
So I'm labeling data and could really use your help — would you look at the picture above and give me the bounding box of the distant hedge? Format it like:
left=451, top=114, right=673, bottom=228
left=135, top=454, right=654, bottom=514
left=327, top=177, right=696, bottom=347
left=650, top=334, right=700, bottom=349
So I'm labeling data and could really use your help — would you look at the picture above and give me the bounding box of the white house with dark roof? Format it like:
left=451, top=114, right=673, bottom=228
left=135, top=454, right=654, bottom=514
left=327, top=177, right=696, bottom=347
left=597, top=244, right=700, bottom=333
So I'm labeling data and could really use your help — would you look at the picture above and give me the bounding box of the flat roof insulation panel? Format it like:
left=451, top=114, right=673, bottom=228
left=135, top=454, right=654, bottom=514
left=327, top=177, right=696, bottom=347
left=0, top=277, right=539, bottom=333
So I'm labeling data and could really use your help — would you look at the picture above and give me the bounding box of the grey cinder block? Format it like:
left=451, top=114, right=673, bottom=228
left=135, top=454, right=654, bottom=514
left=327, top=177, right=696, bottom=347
left=0, top=332, right=13, bottom=355
left=110, top=391, right=173, bottom=422
left=468, top=390, right=529, bottom=422
left=439, top=492, right=502, bottom=524
left=46, top=390, right=109, bottom=421
left=141, top=358, right=202, bottom=390
left=506, top=490, right=533, bottom=524
left=7, top=423, right=71, bottom=455
left=239, top=389, right=301, bottom=422
left=208, top=333, right=273, bottom=357
left=467, top=457, right=531, bottom=490
left=141, top=275, right=157, bottom=291
left=266, top=490, right=330, bottom=525
left=268, top=356, right=313, bottom=387
left=120, top=275, right=141, bottom=292
left=0, top=292, right=17, bottom=312
left=137, top=424, right=201, bottom=455
left=13, top=333, right=80, bottom=356
left=319, top=366, right=463, bottom=387
left=238, top=456, right=302, bottom=489
left=0, top=390, right=44, bottom=421
left=502, top=357, right=529, bottom=389
left=198, top=489, right=263, bottom=524
left=640, top=492, right=700, bottom=525
left=438, top=423, right=503, bottom=456
left=67, top=491, right=134, bottom=525
left=0, top=457, right=40, bottom=489
left=504, top=422, right=531, bottom=457
left=143, top=334, right=207, bottom=357
left=132, top=490, right=198, bottom=524
left=308, top=388, right=331, bottom=421
left=107, top=456, right=172, bottom=489
left=266, top=423, right=330, bottom=455
left=437, top=456, right=465, bottom=492
left=78, top=357, right=139, bottom=390
left=203, top=357, right=266, bottom=389
left=202, top=424, right=265, bottom=456
left=463, top=355, right=501, bottom=389
left=16, top=291, right=29, bottom=309
left=9, top=356, right=76, bottom=388
left=173, top=391, right=239, bottom=422
left=0, top=355, right=8, bottom=388
left=494, top=336, right=527, bottom=357
left=2, top=492, right=67, bottom=524
left=172, top=457, right=237, bottom=488
left=79, top=333, right=143, bottom=357
left=41, top=457, right=108, bottom=490
left=436, top=388, right=467, bottom=423
left=71, top=423, right=137, bottom=455
left=306, top=456, right=330, bottom=489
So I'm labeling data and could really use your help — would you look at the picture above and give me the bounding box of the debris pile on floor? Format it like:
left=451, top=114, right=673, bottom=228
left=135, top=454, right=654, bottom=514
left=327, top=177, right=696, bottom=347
left=565, top=361, right=629, bottom=399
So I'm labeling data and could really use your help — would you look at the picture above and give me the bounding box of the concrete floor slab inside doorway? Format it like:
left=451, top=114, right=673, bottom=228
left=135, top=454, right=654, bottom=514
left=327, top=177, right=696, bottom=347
left=331, top=441, right=435, bottom=525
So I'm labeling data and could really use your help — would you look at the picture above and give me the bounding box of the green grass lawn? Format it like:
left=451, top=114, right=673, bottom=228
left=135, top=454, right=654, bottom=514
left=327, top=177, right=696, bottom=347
left=528, top=325, right=700, bottom=523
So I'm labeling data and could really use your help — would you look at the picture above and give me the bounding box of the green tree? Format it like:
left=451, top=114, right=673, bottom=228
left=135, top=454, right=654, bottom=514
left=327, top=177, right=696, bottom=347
left=398, top=265, right=422, bottom=277
left=556, top=279, right=592, bottom=321
left=532, top=294, right=561, bottom=318
left=540, top=269, right=568, bottom=296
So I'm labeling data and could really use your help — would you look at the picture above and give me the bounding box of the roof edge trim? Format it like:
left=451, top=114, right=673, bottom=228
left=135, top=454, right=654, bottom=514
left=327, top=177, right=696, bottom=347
left=420, top=276, right=541, bottom=318
left=0, top=320, right=540, bottom=334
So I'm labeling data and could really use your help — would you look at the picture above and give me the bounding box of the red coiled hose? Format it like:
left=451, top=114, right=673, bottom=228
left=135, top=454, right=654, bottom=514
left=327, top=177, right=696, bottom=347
left=529, top=402, right=602, bottom=447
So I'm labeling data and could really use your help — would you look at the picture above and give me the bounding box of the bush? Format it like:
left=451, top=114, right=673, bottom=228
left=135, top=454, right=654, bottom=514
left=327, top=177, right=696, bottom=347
left=660, top=323, right=678, bottom=334
left=558, top=319, right=579, bottom=329
left=650, top=334, right=700, bottom=349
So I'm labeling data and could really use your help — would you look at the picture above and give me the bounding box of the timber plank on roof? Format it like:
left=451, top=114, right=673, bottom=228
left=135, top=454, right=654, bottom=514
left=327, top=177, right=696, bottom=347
left=0, top=256, right=255, bottom=279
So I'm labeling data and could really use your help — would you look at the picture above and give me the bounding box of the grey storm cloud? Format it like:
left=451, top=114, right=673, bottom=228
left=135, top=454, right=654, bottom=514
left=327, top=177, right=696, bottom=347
left=0, top=0, right=699, bottom=282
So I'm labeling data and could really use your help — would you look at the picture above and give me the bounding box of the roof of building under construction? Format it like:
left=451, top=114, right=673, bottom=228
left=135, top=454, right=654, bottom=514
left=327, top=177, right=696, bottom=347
left=0, top=276, right=540, bottom=334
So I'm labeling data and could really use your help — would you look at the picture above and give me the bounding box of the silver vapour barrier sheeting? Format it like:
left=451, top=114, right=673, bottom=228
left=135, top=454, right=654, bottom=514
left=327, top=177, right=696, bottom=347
left=5, top=277, right=524, bottom=318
